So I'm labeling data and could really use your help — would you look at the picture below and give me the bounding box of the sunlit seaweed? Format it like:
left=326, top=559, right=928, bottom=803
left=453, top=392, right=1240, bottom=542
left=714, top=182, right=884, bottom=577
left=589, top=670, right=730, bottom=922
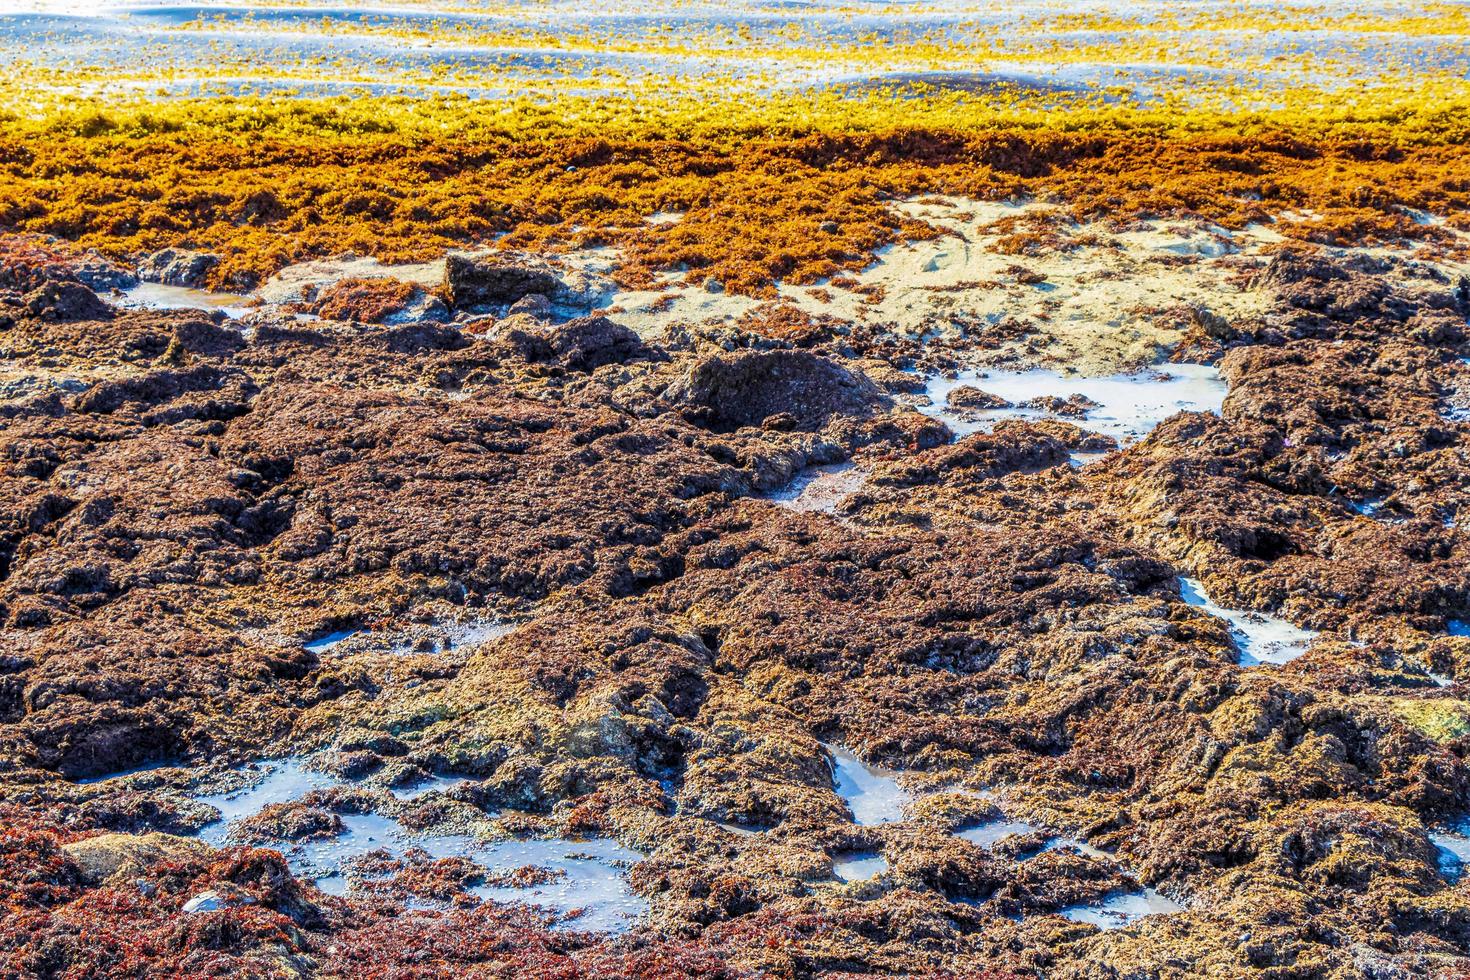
left=2, top=95, right=1468, bottom=293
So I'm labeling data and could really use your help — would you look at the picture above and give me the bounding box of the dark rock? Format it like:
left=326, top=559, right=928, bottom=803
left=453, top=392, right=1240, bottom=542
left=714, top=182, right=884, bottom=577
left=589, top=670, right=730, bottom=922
left=546, top=315, right=648, bottom=371
left=444, top=254, right=561, bottom=309
left=667, top=349, right=889, bottom=432
left=499, top=315, right=650, bottom=372
left=172, top=318, right=246, bottom=357
left=381, top=323, right=470, bottom=355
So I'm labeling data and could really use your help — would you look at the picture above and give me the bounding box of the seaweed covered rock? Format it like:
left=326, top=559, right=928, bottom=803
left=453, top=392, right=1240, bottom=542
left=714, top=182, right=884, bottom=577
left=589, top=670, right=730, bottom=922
left=23, top=281, right=112, bottom=322
left=62, top=831, right=210, bottom=886
left=136, top=248, right=220, bottom=288
left=305, top=276, right=446, bottom=324
left=5, top=233, right=1470, bottom=980
left=499, top=314, right=650, bottom=371
left=0, top=236, right=136, bottom=293
left=945, top=385, right=1011, bottom=411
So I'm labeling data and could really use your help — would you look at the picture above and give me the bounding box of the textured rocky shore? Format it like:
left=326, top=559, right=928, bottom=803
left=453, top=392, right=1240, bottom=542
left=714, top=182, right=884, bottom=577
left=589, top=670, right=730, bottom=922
left=3, top=217, right=1470, bottom=980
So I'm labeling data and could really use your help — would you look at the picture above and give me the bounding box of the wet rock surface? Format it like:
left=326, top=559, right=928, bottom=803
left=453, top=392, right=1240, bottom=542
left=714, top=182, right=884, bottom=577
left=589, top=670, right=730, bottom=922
left=4, top=239, right=1470, bottom=979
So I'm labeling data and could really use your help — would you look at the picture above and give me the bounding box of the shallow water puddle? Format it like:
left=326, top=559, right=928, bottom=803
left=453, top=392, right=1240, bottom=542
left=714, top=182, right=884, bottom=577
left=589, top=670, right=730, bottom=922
left=118, top=283, right=255, bottom=318
left=957, top=818, right=1043, bottom=849
left=303, top=628, right=361, bottom=654
left=1431, top=830, right=1470, bottom=883
left=385, top=620, right=516, bottom=655
left=957, top=822, right=1182, bottom=927
left=445, top=620, right=517, bottom=649
left=1059, top=887, right=1184, bottom=929
left=190, top=759, right=646, bottom=932
left=763, top=462, right=867, bottom=514
left=392, top=774, right=468, bottom=800
left=832, top=852, right=888, bottom=882
left=1449, top=621, right=1470, bottom=637
left=825, top=744, right=911, bottom=825
left=468, top=838, right=648, bottom=932
left=1068, top=450, right=1111, bottom=469
left=1347, top=497, right=1408, bottom=524
left=1349, top=497, right=1388, bottom=519
left=1043, top=835, right=1114, bottom=862
left=1179, top=578, right=1317, bottom=666
left=196, top=759, right=338, bottom=841
left=823, top=757, right=1181, bottom=928
left=920, top=364, right=1226, bottom=446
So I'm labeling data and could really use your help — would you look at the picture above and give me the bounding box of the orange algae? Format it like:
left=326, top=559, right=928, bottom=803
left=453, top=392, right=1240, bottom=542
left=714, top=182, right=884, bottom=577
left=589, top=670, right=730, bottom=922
left=2, top=97, right=1470, bottom=293
left=305, top=277, right=421, bottom=323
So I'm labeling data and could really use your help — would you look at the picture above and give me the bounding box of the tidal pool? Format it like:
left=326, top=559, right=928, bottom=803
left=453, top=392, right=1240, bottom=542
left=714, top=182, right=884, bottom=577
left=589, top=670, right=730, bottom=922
left=195, top=759, right=338, bottom=840
left=826, top=744, right=911, bottom=826
left=118, top=283, right=255, bottom=318
left=957, top=817, right=1042, bottom=849
left=920, top=364, right=1227, bottom=446
left=392, top=773, right=469, bottom=800
left=302, top=628, right=362, bottom=653
left=954, top=818, right=1183, bottom=927
left=832, top=852, right=888, bottom=882
left=190, top=759, right=646, bottom=932
left=1059, top=887, right=1185, bottom=929
left=1179, top=578, right=1317, bottom=666
left=763, top=462, right=867, bottom=514
left=385, top=619, right=517, bottom=655
left=1432, top=829, right=1470, bottom=884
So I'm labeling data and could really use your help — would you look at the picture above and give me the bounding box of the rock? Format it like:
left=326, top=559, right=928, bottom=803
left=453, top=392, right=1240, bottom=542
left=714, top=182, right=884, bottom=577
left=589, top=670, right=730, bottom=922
left=315, top=748, right=382, bottom=780
left=62, top=832, right=211, bottom=886
left=667, top=349, right=889, bottom=432
left=444, top=253, right=561, bottom=309
left=24, top=281, right=113, bottom=322
left=136, top=248, right=220, bottom=288
left=861, top=360, right=928, bottom=394
left=1012, top=417, right=1118, bottom=453
left=546, top=315, right=648, bottom=371
left=68, top=254, right=138, bottom=292
left=945, top=385, right=1011, bottom=410
left=1194, top=306, right=1236, bottom=340
left=701, top=277, right=724, bottom=294
left=0, top=236, right=137, bottom=292
left=506, top=292, right=552, bottom=320
left=11, top=235, right=1470, bottom=978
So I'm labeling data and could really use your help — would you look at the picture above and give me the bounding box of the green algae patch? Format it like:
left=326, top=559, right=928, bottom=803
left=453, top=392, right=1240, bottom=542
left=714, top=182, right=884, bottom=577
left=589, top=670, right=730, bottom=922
left=1390, top=699, right=1470, bottom=744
